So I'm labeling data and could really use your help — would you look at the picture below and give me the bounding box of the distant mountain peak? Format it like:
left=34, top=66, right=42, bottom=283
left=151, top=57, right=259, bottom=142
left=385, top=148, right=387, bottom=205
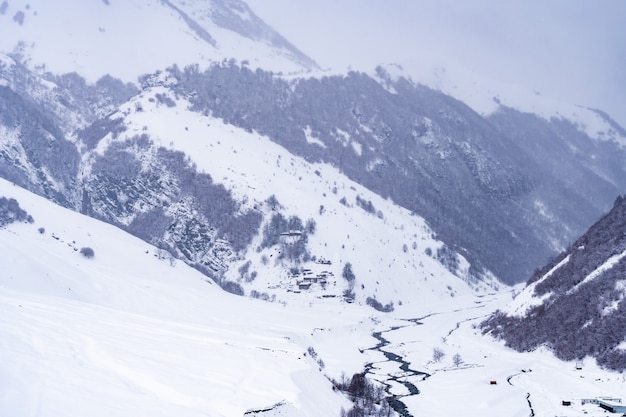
left=0, top=0, right=318, bottom=83
left=163, top=0, right=319, bottom=70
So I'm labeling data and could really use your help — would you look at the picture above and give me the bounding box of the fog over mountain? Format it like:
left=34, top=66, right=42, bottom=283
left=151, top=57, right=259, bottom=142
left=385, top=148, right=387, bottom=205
left=248, top=0, right=626, bottom=128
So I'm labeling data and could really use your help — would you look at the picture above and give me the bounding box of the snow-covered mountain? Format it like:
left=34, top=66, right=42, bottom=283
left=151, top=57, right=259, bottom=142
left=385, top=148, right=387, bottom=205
left=482, top=195, right=626, bottom=371
left=0, top=0, right=318, bottom=83
left=2, top=1, right=626, bottom=415
left=3, top=52, right=626, bottom=287
left=2, top=0, right=626, bottom=287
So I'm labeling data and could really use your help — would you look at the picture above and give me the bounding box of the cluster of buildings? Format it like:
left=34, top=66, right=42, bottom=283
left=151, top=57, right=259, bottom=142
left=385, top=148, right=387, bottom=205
left=579, top=397, right=626, bottom=415
left=292, top=268, right=334, bottom=291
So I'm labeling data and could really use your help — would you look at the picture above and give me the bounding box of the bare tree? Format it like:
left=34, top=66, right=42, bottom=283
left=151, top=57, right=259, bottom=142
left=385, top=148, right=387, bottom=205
left=453, top=353, right=463, bottom=367
left=432, top=347, right=445, bottom=363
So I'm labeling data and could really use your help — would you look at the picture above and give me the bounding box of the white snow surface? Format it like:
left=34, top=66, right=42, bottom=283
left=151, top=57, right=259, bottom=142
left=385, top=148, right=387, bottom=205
left=0, top=178, right=354, bottom=417
left=0, top=0, right=310, bottom=84
left=2, top=154, right=626, bottom=417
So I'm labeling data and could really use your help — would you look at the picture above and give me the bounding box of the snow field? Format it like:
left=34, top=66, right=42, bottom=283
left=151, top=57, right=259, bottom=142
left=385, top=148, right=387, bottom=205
left=1, top=178, right=625, bottom=416
left=399, top=293, right=626, bottom=417
left=0, top=178, right=358, bottom=417
left=0, top=0, right=307, bottom=84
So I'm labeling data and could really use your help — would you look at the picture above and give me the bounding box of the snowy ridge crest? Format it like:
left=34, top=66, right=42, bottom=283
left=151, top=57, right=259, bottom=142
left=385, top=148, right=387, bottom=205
left=0, top=0, right=317, bottom=84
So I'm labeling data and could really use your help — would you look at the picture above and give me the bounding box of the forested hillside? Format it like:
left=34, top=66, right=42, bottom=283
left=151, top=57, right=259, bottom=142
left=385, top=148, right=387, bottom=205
left=2, top=55, right=626, bottom=286
left=482, top=196, right=626, bottom=370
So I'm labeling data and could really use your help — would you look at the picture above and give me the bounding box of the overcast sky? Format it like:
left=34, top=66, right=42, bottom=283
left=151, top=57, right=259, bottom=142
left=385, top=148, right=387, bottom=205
left=247, top=0, right=626, bottom=127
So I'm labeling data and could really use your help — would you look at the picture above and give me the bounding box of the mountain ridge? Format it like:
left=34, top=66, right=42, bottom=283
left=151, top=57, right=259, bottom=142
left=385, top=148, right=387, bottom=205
left=0, top=0, right=318, bottom=84
left=1, top=0, right=626, bottom=288
left=2, top=51, right=626, bottom=288
left=482, top=195, right=626, bottom=371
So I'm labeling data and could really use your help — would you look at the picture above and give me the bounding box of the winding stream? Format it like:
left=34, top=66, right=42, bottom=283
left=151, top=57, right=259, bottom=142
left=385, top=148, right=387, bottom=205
left=364, top=321, right=430, bottom=417
left=362, top=303, right=493, bottom=416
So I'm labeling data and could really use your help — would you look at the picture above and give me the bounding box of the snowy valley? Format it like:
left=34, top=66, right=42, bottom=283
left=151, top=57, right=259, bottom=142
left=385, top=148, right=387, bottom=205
left=1, top=0, right=626, bottom=416
left=2, top=179, right=625, bottom=417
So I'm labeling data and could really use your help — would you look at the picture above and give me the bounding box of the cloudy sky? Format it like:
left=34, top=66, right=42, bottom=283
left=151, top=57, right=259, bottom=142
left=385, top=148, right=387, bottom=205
left=247, top=0, right=626, bottom=127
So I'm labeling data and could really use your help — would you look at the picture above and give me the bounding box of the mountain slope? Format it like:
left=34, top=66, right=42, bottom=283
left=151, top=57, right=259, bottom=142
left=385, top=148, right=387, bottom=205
left=158, top=63, right=626, bottom=283
left=0, top=0, right=317, bottom=83
left=1, top=53, right=496, bottom=315
left=81, top=72, right=497, bottom=304
left=482, top=195, right=626, bottom=371
left=2, top=1, right=626, bottom=289
left=0, top=177, right=360, bottom=417
left=2, top=53, right=626, bottom=288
